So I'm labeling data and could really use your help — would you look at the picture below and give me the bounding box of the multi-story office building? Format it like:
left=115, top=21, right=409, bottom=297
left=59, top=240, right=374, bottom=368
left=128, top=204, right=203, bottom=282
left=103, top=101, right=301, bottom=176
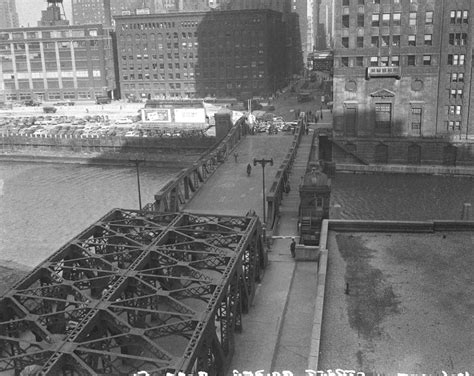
left=114, top=9, right=289, bottom=99
left=72, top=0, right=219, bottom=26
left=0, top=0, right=19, bottom=29
left=331, top=0, right=474, bottom=165
left=0, top=23, right=116, bottom=102
left=315, top=0, right=334, bottom=50
left=221, top=0, right=314, bottom=63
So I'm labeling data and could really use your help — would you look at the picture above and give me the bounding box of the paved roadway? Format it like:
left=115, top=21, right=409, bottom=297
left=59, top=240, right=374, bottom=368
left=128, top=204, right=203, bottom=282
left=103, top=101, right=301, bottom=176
left=185, top=115, right=332, bottom=375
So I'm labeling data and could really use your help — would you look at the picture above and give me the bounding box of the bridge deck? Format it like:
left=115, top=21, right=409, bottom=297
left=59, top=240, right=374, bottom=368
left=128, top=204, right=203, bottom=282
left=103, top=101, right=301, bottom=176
left=185, top=131, right=319, bottom=375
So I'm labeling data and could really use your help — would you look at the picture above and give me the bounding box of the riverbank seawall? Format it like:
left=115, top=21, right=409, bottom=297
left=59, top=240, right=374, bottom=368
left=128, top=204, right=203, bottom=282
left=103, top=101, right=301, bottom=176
left=0, top=134, right=216, bottom=167
left=336, top=163, right=474, bottom=177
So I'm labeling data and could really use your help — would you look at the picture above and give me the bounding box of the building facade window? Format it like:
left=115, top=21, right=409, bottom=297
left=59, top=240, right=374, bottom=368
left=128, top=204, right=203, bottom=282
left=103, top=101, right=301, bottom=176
left=392, top=35, right=400, bottom=46
left=424, top=34, right=432, bottom=45
left=408, top=35, right=416, bottom=46
left=411, top=108, right=422, bottom=133
left=409, top=12, right=417, bottom=26
left=342, top=37, right=349, bottom=48
left=393, top=13, right=401, bottom=26
left=342, top=15, right=350, bottom=28
left=448, top=54, right=465, bottom=65
left=425, top=11, right=433, bottom=25
left=371, top=36, right=379, bottom=47
left=372, top=14, right=380, bottom=27
left=358, top=14, right=365, bottom=27
left=375, top=103, right=392, bottom=134
left=407, top=55, right=416, bottom=66
left=357, top=36, right=364, bottom=47
left=423, top=55, right=431, bottom=65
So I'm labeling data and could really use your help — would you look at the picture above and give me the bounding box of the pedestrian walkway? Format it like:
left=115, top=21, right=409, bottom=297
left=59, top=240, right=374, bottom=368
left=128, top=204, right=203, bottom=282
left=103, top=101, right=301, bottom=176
left=266, top=129, right=319, bottom=374
left=185, top=123, right=325, bottom=375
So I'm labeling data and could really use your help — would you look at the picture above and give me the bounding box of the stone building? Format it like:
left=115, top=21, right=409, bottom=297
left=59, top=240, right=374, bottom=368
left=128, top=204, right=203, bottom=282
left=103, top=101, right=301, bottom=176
left=114, top=9, right=291, bottom=99
left=0, top=24, right=116, bottom=102
left=332, top=0, right=474, bottom=165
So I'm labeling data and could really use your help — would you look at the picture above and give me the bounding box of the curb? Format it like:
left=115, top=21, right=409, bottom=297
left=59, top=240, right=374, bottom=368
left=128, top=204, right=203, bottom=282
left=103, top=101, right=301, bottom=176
left=270, top=258, right=297, bottom=371
left=307, top=249, right=328, bottom=371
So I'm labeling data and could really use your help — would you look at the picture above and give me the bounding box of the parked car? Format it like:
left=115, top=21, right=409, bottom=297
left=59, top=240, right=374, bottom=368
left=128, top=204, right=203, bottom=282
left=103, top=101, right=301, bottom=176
left=24, top=99, right=41, bottom=107
left=43, top=106, right=57, bottom=114
left=96, top=96, right=111, bottom=104
left=54, top=101, right=75, bottom=106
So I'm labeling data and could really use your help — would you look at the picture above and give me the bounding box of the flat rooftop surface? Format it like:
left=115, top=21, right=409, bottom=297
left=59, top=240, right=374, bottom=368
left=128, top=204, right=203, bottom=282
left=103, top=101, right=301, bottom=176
left=320, top=231, right=474, bottom=374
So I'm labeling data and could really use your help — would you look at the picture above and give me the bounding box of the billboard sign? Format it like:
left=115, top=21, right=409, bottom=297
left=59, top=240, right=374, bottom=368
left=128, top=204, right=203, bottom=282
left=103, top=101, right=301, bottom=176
left=174, top=108, right=206, bottom=124
left=143, top=109, right=171, bottom=122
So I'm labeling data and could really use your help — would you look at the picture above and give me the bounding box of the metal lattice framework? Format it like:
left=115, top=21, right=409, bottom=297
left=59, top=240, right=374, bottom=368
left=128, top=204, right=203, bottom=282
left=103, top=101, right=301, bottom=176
left=0, top=210, right=266, bottom=375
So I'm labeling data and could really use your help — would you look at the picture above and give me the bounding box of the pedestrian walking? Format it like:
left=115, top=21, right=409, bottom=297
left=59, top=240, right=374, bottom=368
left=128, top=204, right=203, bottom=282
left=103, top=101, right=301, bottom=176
left=234, top=152, right=238, bottom=163
left=290, top=238, right=296, bottom=258
left=246, top=163, right=252, bottom=176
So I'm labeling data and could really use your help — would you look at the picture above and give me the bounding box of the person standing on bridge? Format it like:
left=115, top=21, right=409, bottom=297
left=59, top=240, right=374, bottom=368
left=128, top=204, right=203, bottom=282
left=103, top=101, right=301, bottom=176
left=290, top=238, right=296, bottom=258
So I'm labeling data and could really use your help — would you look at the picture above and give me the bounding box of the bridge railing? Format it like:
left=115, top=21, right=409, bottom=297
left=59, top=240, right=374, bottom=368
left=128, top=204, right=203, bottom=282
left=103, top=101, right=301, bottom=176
left=265, top=119, right=305, bottom=229
left=144, top=115, right=245, bottom=212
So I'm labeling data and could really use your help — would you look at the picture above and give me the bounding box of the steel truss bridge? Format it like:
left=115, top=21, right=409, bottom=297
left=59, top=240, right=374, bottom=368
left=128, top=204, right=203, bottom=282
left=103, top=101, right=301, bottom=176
left=0, top=210, right=266, bottom=375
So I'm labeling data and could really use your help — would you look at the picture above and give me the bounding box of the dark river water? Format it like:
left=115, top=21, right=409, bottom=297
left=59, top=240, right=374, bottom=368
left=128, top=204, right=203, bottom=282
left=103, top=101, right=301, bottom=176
left=0, top=162, right=179, bottom=268
left=0, top=163, right=473, bottom=268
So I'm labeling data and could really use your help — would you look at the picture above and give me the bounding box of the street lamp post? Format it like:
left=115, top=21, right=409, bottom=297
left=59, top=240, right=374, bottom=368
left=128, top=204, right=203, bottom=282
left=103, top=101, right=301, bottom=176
left=253, top=157, right=273, bottom=224
left=130, top=157, right=145, bottom=210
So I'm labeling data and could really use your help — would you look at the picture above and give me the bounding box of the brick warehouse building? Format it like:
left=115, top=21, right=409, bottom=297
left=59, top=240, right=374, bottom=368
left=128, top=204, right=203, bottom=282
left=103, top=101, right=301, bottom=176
left=0, top=24, right=116, bottom=102
left=331, top=0, right=474, bottom=166
left=114, top=9, right=292, bottom=99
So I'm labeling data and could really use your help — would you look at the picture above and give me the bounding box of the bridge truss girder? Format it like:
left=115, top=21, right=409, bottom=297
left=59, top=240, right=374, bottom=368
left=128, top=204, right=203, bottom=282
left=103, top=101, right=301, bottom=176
left=0, top=210, right=266, bottom=375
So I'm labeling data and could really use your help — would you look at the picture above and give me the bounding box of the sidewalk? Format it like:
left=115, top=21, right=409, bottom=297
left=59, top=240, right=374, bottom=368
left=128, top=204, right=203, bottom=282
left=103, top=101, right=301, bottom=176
left=184, top=114, right=333, bottom=374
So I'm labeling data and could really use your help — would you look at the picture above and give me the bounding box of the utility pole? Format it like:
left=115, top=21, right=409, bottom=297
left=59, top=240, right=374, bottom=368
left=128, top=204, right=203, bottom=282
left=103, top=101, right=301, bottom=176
left=129, top=157, right=145, bottom=210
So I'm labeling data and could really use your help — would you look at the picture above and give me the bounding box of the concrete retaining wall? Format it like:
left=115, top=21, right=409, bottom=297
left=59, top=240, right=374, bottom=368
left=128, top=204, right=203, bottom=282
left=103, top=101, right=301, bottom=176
left=332, top=137, right=474, bottom=166
left=336, top=163, right=474, bottom=177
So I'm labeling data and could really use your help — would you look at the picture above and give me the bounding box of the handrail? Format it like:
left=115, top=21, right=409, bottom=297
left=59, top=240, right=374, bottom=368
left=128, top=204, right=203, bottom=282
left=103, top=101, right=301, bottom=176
left=265, top=118, right=305, bottom=229
left=144, top=115, right=246, bottom=212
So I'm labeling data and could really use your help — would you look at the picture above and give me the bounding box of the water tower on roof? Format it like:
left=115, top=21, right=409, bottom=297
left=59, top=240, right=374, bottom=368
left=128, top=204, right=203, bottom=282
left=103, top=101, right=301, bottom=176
left=39, top=0, right=69, bottom=26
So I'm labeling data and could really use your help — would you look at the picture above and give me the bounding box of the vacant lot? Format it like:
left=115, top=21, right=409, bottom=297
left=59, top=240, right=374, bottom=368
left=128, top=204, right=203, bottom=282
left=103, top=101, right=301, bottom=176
left=319, top=231, right=474, bottom=374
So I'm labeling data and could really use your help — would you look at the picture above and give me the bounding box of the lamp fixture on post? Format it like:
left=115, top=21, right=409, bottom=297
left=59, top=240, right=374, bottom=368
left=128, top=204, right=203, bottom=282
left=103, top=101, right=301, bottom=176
left=253, top=157, right=273, bottom=227
left=129, top=156, right=145, bottom=210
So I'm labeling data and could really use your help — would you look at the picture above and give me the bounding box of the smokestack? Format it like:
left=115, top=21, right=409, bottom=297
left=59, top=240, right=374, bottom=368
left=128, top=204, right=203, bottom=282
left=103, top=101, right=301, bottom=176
left=104, top=0, right=112, bottom=27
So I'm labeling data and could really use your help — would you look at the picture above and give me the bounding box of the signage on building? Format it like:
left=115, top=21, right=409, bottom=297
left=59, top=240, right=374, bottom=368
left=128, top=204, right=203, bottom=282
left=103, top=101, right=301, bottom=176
left=174, top=108, right=206, bottom=123
left=367, top=66, right=401, bottom=79
left=136, top=8, right=150, bottom=15
left=142, top=108, right=171, bottom=122
left=121, top=10, right=132, bottom=15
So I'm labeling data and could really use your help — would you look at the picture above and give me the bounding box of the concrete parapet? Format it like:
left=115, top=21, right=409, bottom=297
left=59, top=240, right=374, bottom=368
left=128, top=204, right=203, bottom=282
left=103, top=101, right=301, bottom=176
left=328, top=219, right=434, bottom=233
left=295, top=245, right=320, bottom=261
left=433, top=220, right=474, bottom=231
